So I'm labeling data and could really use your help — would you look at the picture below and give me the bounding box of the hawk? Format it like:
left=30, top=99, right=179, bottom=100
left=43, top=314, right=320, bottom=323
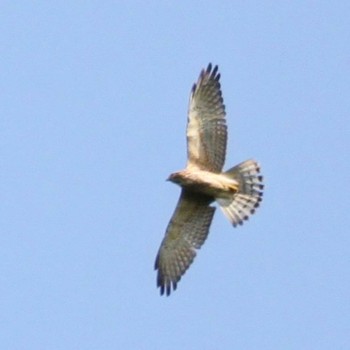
left=155, top=64, right=263, bottom=296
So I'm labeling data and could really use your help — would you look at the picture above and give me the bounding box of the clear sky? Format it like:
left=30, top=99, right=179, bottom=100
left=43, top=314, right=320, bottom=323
left=1, top=2, right=349, bottom=349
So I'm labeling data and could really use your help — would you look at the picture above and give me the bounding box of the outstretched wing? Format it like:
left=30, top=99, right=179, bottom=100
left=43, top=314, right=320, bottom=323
left=187, top=63, right=227, bottom=173
left=155, top=190, right=215, bottom=296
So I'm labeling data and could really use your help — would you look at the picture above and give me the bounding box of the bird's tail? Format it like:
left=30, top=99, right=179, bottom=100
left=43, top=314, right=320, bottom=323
left=217, top=160, right=263, bottom=227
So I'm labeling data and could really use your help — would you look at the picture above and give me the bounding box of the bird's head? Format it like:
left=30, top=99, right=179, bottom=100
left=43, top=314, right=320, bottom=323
left=167, top=171, right=183, bottom=185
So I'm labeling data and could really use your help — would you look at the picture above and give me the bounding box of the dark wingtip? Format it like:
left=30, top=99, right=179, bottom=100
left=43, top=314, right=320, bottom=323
left=205, top=63, right=219, bottom=79
left=195, top=63, right=221, bottom=90
left=157, top=274, right=177, bottom=297
left=191, top=83, right=197, bottom=94
left=206, top=63, right=212, bottom=73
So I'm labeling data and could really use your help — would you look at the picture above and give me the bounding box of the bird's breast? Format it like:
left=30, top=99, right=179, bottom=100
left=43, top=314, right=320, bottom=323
left=171, top=169, right=237, bottom=199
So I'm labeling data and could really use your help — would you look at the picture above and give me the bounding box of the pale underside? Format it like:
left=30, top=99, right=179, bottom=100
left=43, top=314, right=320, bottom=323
left=155, top=64, right=263, bottom=296
left=155, top=64, right=228, bottom=295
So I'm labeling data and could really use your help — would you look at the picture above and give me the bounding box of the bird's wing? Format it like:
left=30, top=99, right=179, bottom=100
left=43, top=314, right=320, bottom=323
left=186, top=63, right=227, bottom=173
left=155, top=190, right=215, bottom=296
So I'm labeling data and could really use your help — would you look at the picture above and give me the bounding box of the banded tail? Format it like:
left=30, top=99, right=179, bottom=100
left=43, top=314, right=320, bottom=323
left=217, top=160, right=263, bottom=227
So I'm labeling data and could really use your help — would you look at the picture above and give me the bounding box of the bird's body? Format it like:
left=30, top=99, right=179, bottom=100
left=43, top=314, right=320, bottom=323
left=155, top=64, right=263, bottom=296
left=168, top=168, right=239, bottom=199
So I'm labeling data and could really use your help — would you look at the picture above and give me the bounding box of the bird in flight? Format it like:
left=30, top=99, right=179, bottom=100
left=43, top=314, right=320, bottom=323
left=154, top=64, right=263, bottom=296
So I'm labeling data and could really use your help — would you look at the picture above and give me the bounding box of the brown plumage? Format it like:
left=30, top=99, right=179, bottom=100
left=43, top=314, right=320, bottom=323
left=155, top=64, right=263, bottom=296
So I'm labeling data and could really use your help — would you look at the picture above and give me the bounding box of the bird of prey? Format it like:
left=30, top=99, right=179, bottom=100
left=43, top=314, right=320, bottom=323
left=154, top=64, right=263, bottom=296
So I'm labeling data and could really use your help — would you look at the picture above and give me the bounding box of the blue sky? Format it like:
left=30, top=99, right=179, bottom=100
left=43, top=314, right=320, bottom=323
left=1, top=2, right=349, bottom=349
